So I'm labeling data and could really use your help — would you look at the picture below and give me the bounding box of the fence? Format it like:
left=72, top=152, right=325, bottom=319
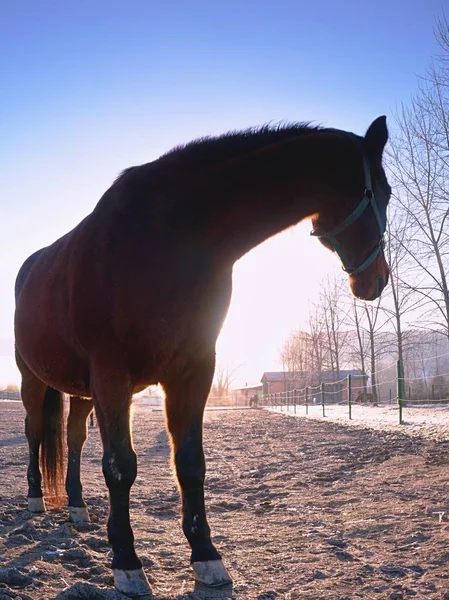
left=259, top=359, right=449, bottom=425
left=0, top=390, right=21, bottom=401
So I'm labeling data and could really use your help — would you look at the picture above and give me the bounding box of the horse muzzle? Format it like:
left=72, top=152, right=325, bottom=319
left=349, top=252, right=389, bottom=301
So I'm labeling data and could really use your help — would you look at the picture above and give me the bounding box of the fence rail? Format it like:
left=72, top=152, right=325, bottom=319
left=0, top=390, right=21, bottom=401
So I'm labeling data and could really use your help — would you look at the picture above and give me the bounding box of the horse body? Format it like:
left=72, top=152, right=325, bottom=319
left=14, top=118, right=391, bottom=596
left=15, top=196, right=233, bottom=397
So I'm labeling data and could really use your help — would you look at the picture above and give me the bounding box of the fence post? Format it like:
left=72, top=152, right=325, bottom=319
left=305, top=386, right=309, bottom=415
left=321, top=382, right=325, bottom=417
left=347, top=374, right=352, bottom=420
left=294, top=389, right=297, bottom=414
left=397, top=359, right=404, bottom=425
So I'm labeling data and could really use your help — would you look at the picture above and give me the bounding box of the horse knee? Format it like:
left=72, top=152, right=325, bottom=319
left=102, top=448, right=137, bottom=489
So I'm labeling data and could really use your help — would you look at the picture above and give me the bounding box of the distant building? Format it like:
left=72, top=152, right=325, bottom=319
left=231, top=383, right=263, bottom=407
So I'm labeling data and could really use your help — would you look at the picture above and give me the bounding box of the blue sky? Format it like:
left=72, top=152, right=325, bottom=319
left=0, top=0, right=446, bottom=385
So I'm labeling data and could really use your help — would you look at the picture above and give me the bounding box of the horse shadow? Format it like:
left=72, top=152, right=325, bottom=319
left=41, top=580, right=234, bottom=599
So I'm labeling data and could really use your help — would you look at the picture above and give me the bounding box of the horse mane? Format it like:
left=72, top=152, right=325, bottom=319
left=115, top=122, right=330, bottom=183
left=162, top=121, right=323, bottom=159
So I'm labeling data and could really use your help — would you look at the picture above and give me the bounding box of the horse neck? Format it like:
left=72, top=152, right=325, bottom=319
left=173, top=132, right=361, bottom=264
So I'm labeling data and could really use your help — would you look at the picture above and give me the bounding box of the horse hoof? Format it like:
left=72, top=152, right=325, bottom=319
left=113, top=568, right=152, bottom=597
left=28, top=497, right=46, bottom=513
left=192, top=560, right=232, bottom=587
left=68, top=506, right=90, bottom=523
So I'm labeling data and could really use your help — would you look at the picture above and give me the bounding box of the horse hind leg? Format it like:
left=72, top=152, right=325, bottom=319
left=163, top=355, right=232, bottom=588
left=25, top=412, right=46, bottom=513
left=18, top=355, right=48, bottom=513
left=66, top=396, right=93, bottom=523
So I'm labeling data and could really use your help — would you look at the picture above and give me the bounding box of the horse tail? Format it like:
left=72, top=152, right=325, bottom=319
left=41, top=387, right=65, bottom=507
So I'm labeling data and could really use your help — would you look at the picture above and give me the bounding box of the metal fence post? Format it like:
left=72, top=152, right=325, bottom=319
left=347, top=374, right=352, bottom=420
left=305, top=386, right=309, bottom=415
left=294, top=389, right=297, bottom=414
left=397, top=359, right=404, bottom=425
left=321, top=382, right=325, bottom=417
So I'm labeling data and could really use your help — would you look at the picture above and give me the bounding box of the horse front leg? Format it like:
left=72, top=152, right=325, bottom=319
left=163, top=354, right=232, bottom=587
left=92, top=376, right=152, bottom=597
left=66, top=396, right=93, bottom=523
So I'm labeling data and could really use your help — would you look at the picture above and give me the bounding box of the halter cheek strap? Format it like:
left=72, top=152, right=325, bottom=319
left=311, top=158, right=385, bottom=276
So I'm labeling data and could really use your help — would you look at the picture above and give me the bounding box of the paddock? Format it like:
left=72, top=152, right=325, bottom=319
left=1, top=402, right=449, bottom=599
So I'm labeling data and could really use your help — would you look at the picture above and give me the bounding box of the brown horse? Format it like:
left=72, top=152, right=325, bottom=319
left=355, top=392, right=375, bottom=405
left=14, top=117, right=391, bottom=596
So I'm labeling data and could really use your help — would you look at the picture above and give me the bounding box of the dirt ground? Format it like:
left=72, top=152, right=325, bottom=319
left=2, top=403, right=449, bottom=600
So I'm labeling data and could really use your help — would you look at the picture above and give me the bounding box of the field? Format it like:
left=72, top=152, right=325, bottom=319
left=2, top=402, right=449, bottom=600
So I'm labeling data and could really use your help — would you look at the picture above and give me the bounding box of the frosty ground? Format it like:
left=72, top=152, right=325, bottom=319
left=2, top=402, right=449, bottom=600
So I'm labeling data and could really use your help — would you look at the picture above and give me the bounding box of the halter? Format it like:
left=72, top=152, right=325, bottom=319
left=311, top=157, right=385, bottom=275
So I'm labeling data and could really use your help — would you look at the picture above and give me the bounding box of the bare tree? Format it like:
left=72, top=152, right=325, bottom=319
left=344, top=295, right=389, bottom=404
left=388, top=16, right=449, bottom=339
left=363, top=299, right=385, bottom=405
left=211, top=363, right=242, bottom=399
left=6, top=382, right=19, bottom=393
left=381, top=209, right=427, bottom=368
left=308, top=304, right=326, bottom=380
left=350, top=298, right=369, bottom=401
left=318, top=274, right=350, bottom=378
left=279, top=328, right=320, bottom=389
left=279, top=330, right=312, bottom=374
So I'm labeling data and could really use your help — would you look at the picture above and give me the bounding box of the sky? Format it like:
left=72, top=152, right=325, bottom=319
left=0, top=0, right=446, bottom=387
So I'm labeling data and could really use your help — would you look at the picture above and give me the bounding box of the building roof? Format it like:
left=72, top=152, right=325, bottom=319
left=261, top=370, right=367, bottom=382
left=232, top=383, right=263, bottom=392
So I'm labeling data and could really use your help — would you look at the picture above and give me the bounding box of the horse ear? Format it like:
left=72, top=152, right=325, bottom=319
left=364, top=116, right=388, bottom=157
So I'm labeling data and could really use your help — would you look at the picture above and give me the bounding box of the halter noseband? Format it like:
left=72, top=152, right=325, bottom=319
left=311, top=157, right=385, bottom=276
